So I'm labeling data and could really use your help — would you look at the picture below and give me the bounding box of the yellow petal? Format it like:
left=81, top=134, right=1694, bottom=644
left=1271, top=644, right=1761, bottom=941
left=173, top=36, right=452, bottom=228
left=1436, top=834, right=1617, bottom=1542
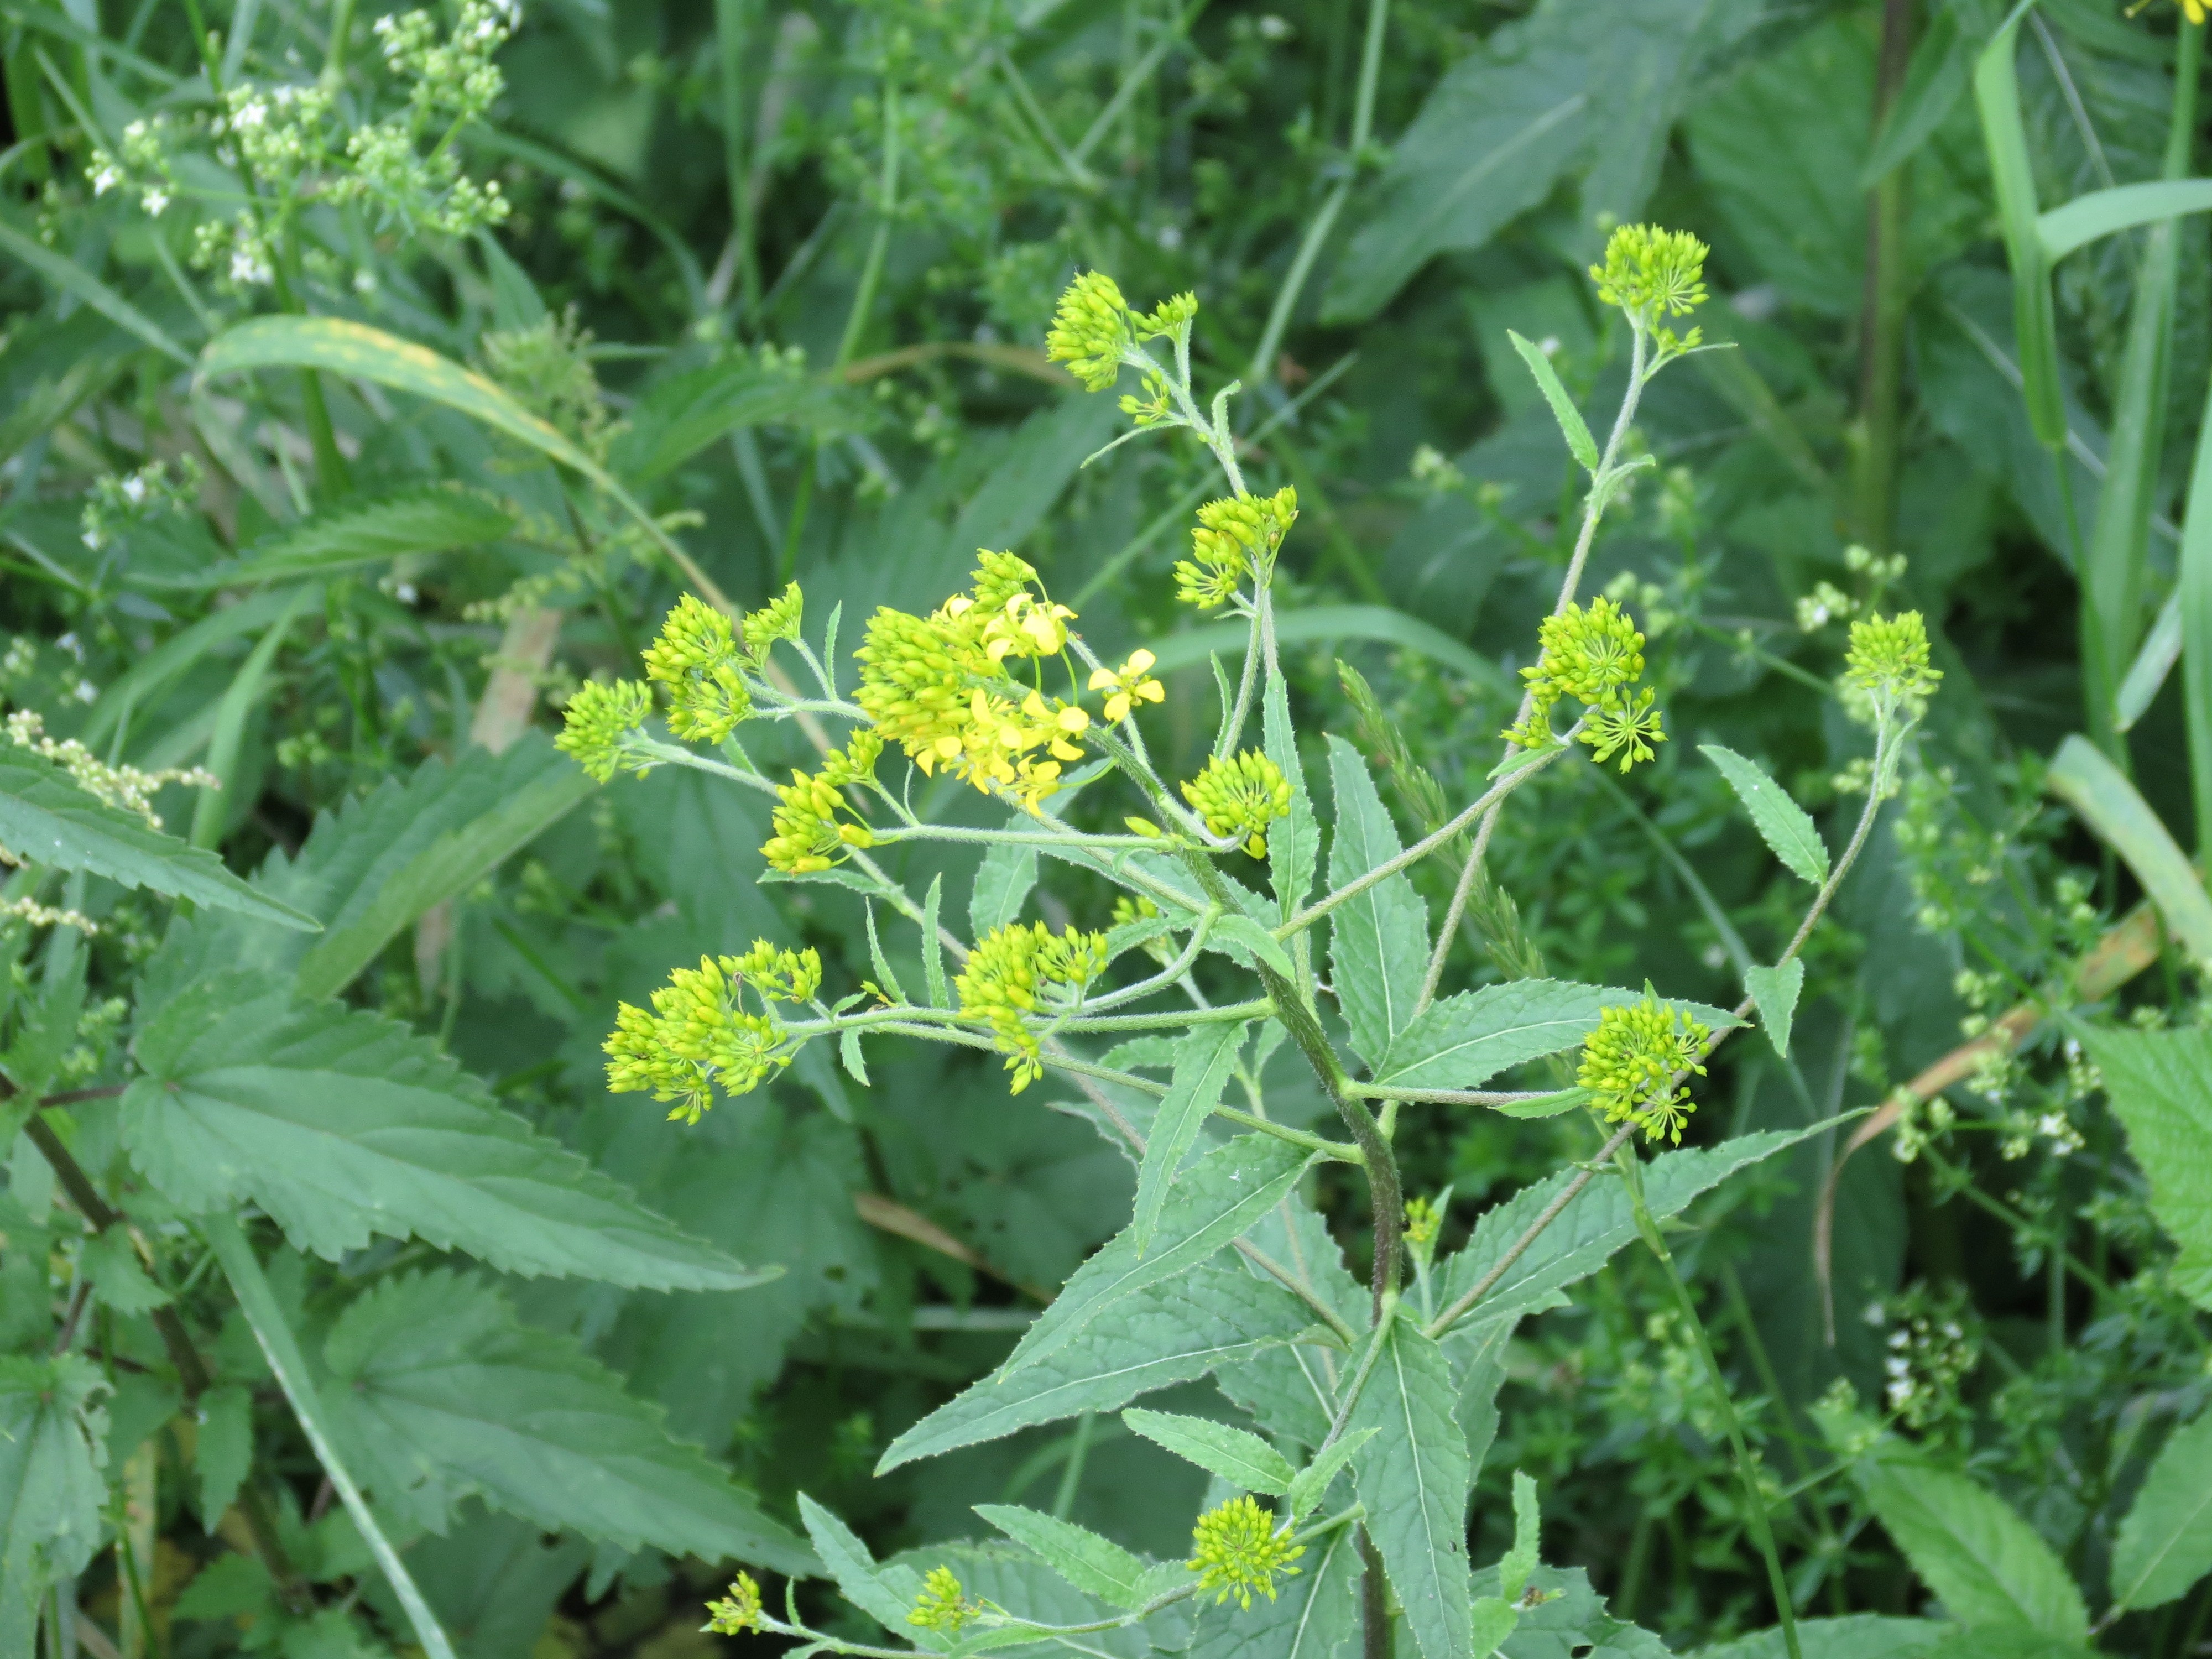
left=1087, top=666, right=1117, bottom=690
left=1125, top=648, right=1156, bottom=674
left=1056, top=706, right=1090, bottom=732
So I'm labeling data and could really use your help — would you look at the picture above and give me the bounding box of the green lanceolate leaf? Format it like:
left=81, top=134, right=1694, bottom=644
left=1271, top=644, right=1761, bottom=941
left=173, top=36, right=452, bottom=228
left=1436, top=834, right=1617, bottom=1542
left=800, top=1493, right=930, bottom=1641
left=0, top=218, right=193, bottom=366
left=1326, top=736, right=1433, bottom=1068
left=1131, top=1021, right=1249, bottom=1254
left=2038, top=180, right=2212, bottom=264
left=1854, top=1457, right=2088, bottom=1640
left=996, top=1131, right=1313, bottom=1375
left=0, top=743, right=317, bottom=931
left=1508, top=330, right=1599, bottom=471
left=1187, top=1517, right=1361, bottom=1659
left=1745, top=958, right=1806, bottom=1059
left=1347, top=1318, right=1470, bottom=1659
left=2111, top=1406, right=2212, bottom=1611
left=609, top=353, right=853, bottom=483
left=1973, top=10, right=2064, bottom=451
left=194, top=1383, right=253, bottom=1527
left=1213, top=913, right=1298, bottom=980
left=123, top=969, right=773, bottom=1291
left=177, top=488, right=516, bottom=588
left=1377, top=979, right=1738, bottom=1092
left=969, top=831, right=1039, bottom=937
left=1123, top=1407, right=1297, bottom=1495
left=1286, top=1427, right=1378, bottom=1521
left=875, top=1263, right=1313, bottom=1472
left=2047, top=736, right=2212, bottom=967
left=0, top=1355, right=109, bottom=1657
left=2080, top=1025, right=2212, bottom=1310
left=1701, top=745, right=1829, bottom=886
left=973, top=1505, right=1154, bottom=1609
left=322, top=1271, right=814, bottom=1573
left=1266, top=671, right=1321, bottom=922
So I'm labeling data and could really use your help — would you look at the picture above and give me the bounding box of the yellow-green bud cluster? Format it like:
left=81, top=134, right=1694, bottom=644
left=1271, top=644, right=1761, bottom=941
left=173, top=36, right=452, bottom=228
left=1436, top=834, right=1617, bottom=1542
left=1175, top=488, right=1298, bottom=610
left=908, top=1567, right=978, bottom=1633
left=1506, top=597, right=1667, bottom=774
left=1047, top=271, right=1135, bottom=392
left=644, top=595, right=753, bottom=744
left=724, top=939, right=823, bottom=1003
left=1577, top=994, right=1710, bottom=1145
left=705, top=1573, right=763, bottom=1635
left=1842, top=611, right=1941, bottom=719
left=1590, top=224, right=1710, bottom=354
left=604, top=953, right=804, bottom=1123
left=761, top=736, right=880, bottom=874
left=1181, top=750, right=1292, bottom=858
left=557, top=679, right=653, bottom=782
left=956, top=921, right=1112, bottom=1092
left=853, top=556, right=1102, bottom=812
left=1404, top=1194, right=1441, bottom=1250
left=741, top=581, right=804, bottom=662
left=1188, top=1496, right=1304, bottom=1610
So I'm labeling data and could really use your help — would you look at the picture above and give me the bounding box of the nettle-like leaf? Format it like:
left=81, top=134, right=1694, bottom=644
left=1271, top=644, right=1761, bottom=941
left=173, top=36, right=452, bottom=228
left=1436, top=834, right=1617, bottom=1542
left=1701, top=744, right=1830, bottom=886
left=1377, top=980, right=1739, bottom=1095
left=122, top=969, right=772, bottom=1291
left=0, top=1355, right=110, bottom=1655
left=1326, top=736, right=1433, bottom=1068
left=1688, top=1615, right=1945, bottom=1659
left=322, top=1271, right=813, bottom=1573
left=876, top=1262, right=1314, bottom=1472
left=2110, top=1406, right=2212, bottom=1611
left=171, top=487, right=515, bottom=588
left=0, top=743, right=316, bottom=931
left=2081, top=1027, right=2212, bottom=1309
left=1346, top=1319, right=1469, bottom=1659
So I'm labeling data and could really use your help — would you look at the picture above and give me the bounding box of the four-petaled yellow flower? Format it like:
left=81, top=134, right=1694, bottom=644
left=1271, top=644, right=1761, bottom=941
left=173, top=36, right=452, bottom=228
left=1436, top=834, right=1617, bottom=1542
left=1089, top=649, right=1166, bottom=722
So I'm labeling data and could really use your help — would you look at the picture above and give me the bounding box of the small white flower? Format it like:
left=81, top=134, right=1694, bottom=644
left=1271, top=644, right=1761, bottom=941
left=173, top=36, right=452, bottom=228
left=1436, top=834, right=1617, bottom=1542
left=74, top=679, right=98, bottom=705
left=121, top=474, right=148, bottom=505
left=91, top=164, right=122, bottom=196
left=142, top=188, right=169, bottom=217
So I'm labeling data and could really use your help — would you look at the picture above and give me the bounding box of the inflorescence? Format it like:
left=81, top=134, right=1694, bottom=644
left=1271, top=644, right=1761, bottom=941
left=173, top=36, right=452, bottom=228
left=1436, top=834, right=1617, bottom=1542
left=602, top=943, right=820, bottom=1121
left=1188, top=1496, right=1305, bottom=1609
left=1180, top=750, right=1293, bottom=858
left=1578, top=994, right=1712, bottom=1145
left=1504, top=597, right=1667, bottom=772
left=956, top=921, right=1112, bottom=1092
left=1590, top=223, right=1710, bottom=362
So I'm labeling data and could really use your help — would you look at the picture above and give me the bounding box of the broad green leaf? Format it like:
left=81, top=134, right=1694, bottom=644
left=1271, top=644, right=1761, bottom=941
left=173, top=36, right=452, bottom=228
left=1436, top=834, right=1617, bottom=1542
left=2082, top=1026, right=2212, bottom=1308
left=1974, top=11, right=2065, bottom=449
left=322, top=1271, right=813, bottom=1574
left=1123, top=1408, right=1296, bottom=1495
left=1701, top=746, right=1829, bottom=886
left=2039, top=180, right=2212, bottom=264
left=1688, top=1615, right=1944, bottom=1659
left=2111, top=1407, right=2212, bottom=1610
left=1376, top=980, right=1737, bottom=1092
left=194, top=1383, right=253, bottom=1527
left=1321, top=3, right=1590, bottom=322
left=1327, top=737, right=1432, bottom=1067
left=1265, top=671, right=1321, bottom=921
left=1286, top=1428, right=1378, bottom=1521
left=609, top=354, right=853, bottom=483
left=173, top=488, right=515, bottom=588
left=1473, top=1564, right=1667, bottom=1656
left=1347, top=1319, right=1470, bottom=1659
left=972, top=1505, right=1152, bottom=1609
left=77, top=583, right=307, bottom=753
left=800, top=1494, right=929, bottom=1640
left=996, top=1132, right=1312, bottom=1376
left=123, top=969, right=774, bottom=1292
left=1745, top=959, right=1806, bottom=1060
left=82, top=1227, right=168, bottom=1314
left=0, top=1355, right=109, bottom=1657
left=1132, top=1021, right=1249, bottom=1254
left=1507, top=331, right=1598, bottom=471
left=875, top=1263, right=1312, bottom=1472
left=0, top=218, right=192, bottom=365
left=1432, top=1124, right=1839, bottom=1338
left=0, top=742, right=317, bottom=931
left=1186, top=1518, right=1360, bottom=1659
left=1152, top=606, right=1504, bottom=691
left=2047, top=736, right=2212, bottom=967
left=969, top=833, right=1038, bottom=937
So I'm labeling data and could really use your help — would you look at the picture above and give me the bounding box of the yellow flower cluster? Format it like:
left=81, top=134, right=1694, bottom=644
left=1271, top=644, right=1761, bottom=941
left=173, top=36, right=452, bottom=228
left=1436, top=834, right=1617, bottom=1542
left=644, top=594, right=753, bottom=744
left=1590, top=223, right=1709, bottom=356
left=1577, top=994, right=1710, bottom=1145
left=1175, top=488, right=1299, bottom=610
left=1181, top=750, right=1292, bottom=858
left=556, top=679, right=653, bottom=782
left=1404, top=1193, right=1442, bottom=1250
left=1045, top=271, right=1199, bottom=396
left=908, top=1566, right=978, bottom=1633
left=1505, top=597, right=1667, bottom=773
left=604, top=946, right=821, bottom=1122
left=760, top=732, right=882, bottom=875
left=704, top=1573, right=763, bottom=1635
left=1841, top=610, right=1942, bottom=720
left=1188, top=1496, right=1304, bottom=1610
left=956, top=920, right=1112, bottom=1092
left=854, top=554, right=1105, bottom=813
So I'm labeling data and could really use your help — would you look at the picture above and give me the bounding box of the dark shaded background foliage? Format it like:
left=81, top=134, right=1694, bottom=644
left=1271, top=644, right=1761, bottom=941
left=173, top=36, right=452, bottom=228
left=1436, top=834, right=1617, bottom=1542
left=3, top=0, right=2210, bottom=1653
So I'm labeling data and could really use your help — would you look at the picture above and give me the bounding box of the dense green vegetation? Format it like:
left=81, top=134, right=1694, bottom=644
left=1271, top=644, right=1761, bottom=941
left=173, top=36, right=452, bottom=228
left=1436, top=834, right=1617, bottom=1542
left=6, top=0, right=2212, bottom=1656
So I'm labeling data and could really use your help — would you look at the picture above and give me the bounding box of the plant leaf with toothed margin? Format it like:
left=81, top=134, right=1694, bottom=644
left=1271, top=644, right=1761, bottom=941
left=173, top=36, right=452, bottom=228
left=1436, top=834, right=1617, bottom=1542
left=992, top=1132, right=1312, bottom=1376
left=799, top=1494, right=938, bottom=1643
left=1377, top=979, right=1738, bottom=1092
left=1347, top=1319, right=1469, bottom=1659
left=2080, top=1027, right=2212, bottom=1311
left=161, top=487, right=515, bottom=589
left=1123, top=1408, right=1296, bottom=1495
left=1327, top=737, right=1432, bottom=1068
left=1131, top=1021, right=1249, bottom=1253
left=0, top=743, right=317, bottom=932
left=0, top=1355, right=109, bottom=1658
left=1745, top=959, right=1805, bottom=1059
left=1266, top=671, right=1321, bottom=921
left=122, top=968, right=773, bottom=1292
left=1701, top=746, right=1829, bottom=886
left=875, top=1264, right=1312, bottom=1472
left=969, top=829, right=1038, bottom=937
left=973, top=1505, right=1154, bottom=1609
left=321, top=1271, right=813, bottom=1573
left=2111, top=1407, right=2212, bottom=1611
left=1509, top=331, right=1598, bottom=471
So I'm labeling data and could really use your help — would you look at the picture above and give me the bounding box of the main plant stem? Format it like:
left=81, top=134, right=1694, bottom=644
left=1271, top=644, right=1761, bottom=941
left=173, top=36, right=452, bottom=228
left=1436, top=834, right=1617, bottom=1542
left=1853, top=0, right=1914, bottom=554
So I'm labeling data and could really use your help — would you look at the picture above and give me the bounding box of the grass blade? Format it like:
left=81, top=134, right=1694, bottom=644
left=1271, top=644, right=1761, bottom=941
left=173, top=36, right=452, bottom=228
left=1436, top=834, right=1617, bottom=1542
left=2047, top=734, right=2212, bottom=966
left=2039, top=178, right=2212, bottom=262
left=1974, top=3, right=2065, bottom=451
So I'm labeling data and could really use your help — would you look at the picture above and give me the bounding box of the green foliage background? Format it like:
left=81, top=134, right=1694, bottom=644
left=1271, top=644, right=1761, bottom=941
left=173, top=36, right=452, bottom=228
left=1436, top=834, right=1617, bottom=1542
left=4, top=0, right=2212, bottom=1655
